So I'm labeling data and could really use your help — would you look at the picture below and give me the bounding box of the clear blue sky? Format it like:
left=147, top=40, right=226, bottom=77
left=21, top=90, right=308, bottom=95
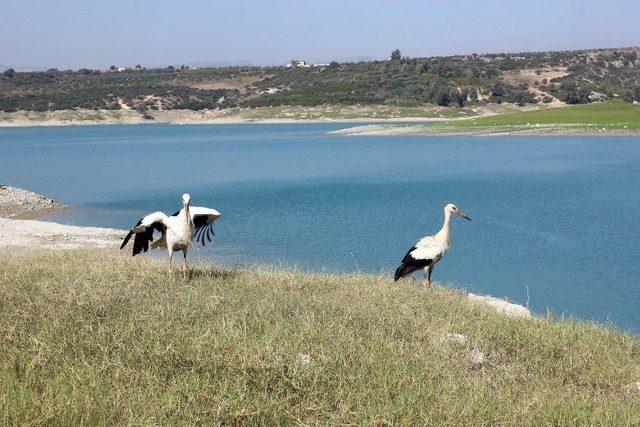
left=1, top=0, right=639, bottom=70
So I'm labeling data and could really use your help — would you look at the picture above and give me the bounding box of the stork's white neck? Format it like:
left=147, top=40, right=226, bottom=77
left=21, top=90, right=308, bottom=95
left=183, top=203, right=194, bottom=240
left=434, top=209, right=452, bottom=246
left=183, top=204, right=191, bottom=223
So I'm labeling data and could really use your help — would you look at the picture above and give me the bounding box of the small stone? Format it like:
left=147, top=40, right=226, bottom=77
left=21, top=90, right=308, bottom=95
left=436, top=333, right=467, bottom=345
left=469, top=349, right=488, bottom=367
left=623, top=381, right=640, bottom=392
left=296, top=353, right=312, bottom=367
left=467, top=293, right=532, bottom=318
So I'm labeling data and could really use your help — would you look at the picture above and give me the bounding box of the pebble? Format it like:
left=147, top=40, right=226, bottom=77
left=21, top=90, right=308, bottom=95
left=436, top=333, right=468, bottom=345
left=467, top=293, right=532, bottom=318
left=468, top=349, right=488, bottom=367
left=296, top=353, right=312, bottom=367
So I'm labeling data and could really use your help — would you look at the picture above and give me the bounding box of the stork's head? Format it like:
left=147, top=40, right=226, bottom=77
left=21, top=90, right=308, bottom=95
left=445, top=203, right=471, bottom=221
left=182, top=193, right=191, bottom=208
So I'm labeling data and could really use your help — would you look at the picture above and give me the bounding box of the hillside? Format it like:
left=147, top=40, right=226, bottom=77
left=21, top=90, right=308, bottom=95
left=1, top=46, right=639, bottom=115
left=2, top=251, right=639, bottom=424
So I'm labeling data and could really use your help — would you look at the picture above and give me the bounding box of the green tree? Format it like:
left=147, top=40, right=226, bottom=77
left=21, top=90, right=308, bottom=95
left=499, top=56, right=517, bottom=70
left=390, top=49, right=401, bottom=61
left=467, top=87, right=478, bottom=102
left=623, top=51, right=637, bottom=63
left=485, top=67, right=499, bottom=77
left=423, top=79, right=464, bottom=107
left=2, top=68, right=16, bottom=78
left=561, top=81, right=590, bottom=104
left=490, top=83, right=506, bottom=97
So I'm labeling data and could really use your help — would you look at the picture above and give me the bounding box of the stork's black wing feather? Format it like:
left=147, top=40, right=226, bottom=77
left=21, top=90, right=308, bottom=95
left=172, top=209, right=216, bottom=246
left=393, top=246, right=433, bottom=281
left=192, top=215, right=215, bottom=246
left=120, top=218, right=165, bottom=256
left=120, top=218, right=142, bottom=250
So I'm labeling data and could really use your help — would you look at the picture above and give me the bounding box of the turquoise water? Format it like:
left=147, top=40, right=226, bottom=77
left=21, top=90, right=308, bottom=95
left=1, top=124, right=639, bottom=331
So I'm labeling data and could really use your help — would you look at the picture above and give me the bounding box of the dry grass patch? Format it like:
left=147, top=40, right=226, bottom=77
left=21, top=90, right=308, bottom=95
left=1, top=251, right=639, bottom=424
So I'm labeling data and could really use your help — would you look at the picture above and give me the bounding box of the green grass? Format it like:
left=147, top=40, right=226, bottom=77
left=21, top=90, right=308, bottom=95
left=449, top=101, right=640, bottom=130
left=1, top=251, right=639, bottom=424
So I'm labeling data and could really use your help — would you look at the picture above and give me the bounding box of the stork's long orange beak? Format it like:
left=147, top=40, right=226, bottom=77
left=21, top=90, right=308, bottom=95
left=456, top=210, right=472, bottom=221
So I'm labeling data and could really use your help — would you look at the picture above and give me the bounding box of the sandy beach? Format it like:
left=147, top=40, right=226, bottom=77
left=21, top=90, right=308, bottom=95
left=0, top=217, right=124, bottom=253
left=0, top=185, right=123, bottom=252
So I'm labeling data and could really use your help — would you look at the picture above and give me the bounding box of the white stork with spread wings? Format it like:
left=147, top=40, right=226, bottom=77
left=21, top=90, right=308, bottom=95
left=120, top=193, right=221, bottom=278
left=394, top=203, right=471, bottom=286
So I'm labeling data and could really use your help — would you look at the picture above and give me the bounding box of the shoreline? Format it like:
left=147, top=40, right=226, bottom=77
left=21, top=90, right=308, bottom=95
left=0, top=185, right=533, bottom=318
left=3, top=112, right=638, bottom=137
left=0, top=116, right=447, bottom=128
left=0, top=217, right=124, bottom=254
left=0, top=108, right=454, bottom=128
left=0, top=184, right=122, bottom=251
left=0, top=103, right=558, bottom=128
left=0, top=184, right=67, bottom=219
left=329, top=123, right=640, bottom=137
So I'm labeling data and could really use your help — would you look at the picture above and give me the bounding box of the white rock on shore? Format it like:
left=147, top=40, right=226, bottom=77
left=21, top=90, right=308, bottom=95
left=467, top=293, right=532, bottom=318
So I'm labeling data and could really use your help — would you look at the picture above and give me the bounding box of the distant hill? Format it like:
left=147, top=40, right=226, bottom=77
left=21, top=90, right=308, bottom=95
left=185, top=60, right=256, bottom=68
left=1, top=46, right=639, bottom=113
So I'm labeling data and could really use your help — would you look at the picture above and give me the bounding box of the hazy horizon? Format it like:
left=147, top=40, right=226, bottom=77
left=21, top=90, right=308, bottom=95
left=1, top=0, right=639, bottom=71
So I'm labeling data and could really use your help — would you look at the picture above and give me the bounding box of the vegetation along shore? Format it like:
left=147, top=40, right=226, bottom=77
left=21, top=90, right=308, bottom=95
left=2, top=46, right=640, bottom=132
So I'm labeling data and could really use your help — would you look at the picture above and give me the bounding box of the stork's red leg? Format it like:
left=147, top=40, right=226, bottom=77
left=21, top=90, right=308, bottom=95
left=182, top=250, right=188, bottom=279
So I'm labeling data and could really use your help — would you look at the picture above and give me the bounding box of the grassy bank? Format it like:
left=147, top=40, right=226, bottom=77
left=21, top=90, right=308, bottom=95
left=1, top=251, right=639, bottom=424
left=444, top=100, right=640, bottom=132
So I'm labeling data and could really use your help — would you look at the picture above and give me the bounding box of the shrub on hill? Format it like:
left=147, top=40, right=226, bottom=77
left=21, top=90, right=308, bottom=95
left=1, top=47, right=638, bottom=111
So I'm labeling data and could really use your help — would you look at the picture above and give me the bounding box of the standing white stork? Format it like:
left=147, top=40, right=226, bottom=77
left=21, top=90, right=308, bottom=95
left=120, top=193, right=221, bottom=278
left=394, top=203, right=471, bottom=285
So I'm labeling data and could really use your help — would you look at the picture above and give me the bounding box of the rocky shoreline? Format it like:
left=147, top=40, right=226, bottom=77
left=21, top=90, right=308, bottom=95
left=0, top=108, right=450, bottom=127
left=0, top=184, right=67, bottom=219
left=0, top=185, right=123, bottom=252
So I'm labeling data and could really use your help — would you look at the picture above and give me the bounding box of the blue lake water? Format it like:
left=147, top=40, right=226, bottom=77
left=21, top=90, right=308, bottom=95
left=1, top=124, right=639, bottom=332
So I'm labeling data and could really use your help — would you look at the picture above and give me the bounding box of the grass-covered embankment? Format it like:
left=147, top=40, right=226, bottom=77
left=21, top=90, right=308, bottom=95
left=331, top=101, right=640, bottom=136
left=1, top=251, right=639, bottom=424
left=445, top=100, right=640, bottom=132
